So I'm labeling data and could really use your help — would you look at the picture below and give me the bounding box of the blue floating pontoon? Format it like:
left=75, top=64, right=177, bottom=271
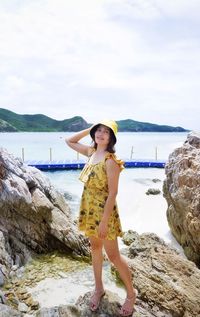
left=25, top=159, right=166, bottom=170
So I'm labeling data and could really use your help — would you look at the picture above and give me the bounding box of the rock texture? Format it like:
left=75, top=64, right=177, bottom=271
left=121, top=230, right=200, bottom=317
left=163, top=131, right=200, bottom=266
left=0, top=148, right=90, bottom=278
left=2, top=231, right=200, bottom=317
left=18, top=231, right=200, bottom=317
left=0, top=303, right=22, bottom=317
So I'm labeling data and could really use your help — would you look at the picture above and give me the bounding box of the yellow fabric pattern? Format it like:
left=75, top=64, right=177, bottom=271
left=78, top=152, right=124, bottom=240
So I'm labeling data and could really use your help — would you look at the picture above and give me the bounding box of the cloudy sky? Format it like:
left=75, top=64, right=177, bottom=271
left=0, top=0, right=199, bottom=130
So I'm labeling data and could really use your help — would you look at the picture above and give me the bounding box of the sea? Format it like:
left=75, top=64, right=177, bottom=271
left=0, top=131, right=189, bottom=306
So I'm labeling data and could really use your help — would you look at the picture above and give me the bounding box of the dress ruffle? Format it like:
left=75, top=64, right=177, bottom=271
left=79, top=152, right=124, bottom=183
left=105, top=153, right=124, bottom=171
left=79, top=164, right=93, bottom=183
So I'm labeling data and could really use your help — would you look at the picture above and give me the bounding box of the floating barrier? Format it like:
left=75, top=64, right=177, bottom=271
left=25, top=159, right=166, bottom=170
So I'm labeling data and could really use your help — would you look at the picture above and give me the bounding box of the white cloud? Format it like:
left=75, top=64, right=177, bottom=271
left=0, top=0, right=199, bottom=130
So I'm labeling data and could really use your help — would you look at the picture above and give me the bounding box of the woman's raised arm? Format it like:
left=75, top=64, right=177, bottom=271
left=65, top=127, right=92, bottom=157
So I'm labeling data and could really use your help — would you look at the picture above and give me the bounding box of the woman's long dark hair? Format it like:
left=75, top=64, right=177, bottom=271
left=90, top=124, right=116, bottom=153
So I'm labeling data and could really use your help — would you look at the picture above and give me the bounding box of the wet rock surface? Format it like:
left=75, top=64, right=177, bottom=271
left=1, top=232, right=200, bottom=317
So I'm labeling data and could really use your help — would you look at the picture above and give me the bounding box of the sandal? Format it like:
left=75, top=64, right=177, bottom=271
left=89, top=289, right=105, bottom=312
left=119, top=289, right=138, bottom=317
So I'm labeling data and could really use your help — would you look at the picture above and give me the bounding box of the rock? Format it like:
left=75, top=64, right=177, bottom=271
left=0, top=230, right=12, bottom=284
left=0, top=148, right=90, bottom=277
left=35, top=289, right=176, bottom=317
left=0, top=303, right=22, bottom=317
left=12, top=265, right=19, bottom=271
left=146, top=188, right=161, bottom=195
left=5, top=229, right=200, bottom=316
left=18, top=302, right=29, bottom=313
left=0, top=271, right=4, bottom=287
left=35, top=304, right=80, bottom=317
left=0, top=291, right=6, bottom=304
left=152, top=178, right=161, bottom=183
left=76, top=290, right=122, bottom=316
left=121, top=231, right=200, bottom=317
left=163, top=131, right=200, bottom=265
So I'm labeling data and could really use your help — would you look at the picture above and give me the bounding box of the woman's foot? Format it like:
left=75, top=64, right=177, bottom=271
left=119, top=289, right=138, bottom=317
left=89, top=289, right=105, bottom=312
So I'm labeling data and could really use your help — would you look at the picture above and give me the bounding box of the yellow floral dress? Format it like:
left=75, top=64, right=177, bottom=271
left=78, top=151, right=124, bottom=240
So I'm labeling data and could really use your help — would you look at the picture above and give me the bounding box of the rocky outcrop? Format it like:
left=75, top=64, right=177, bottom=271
left=163, top=131, right=200, bottom=266
left=35, top=290, right=174, bottom=317
left=121, top=230, right=200, bottom=317
left=2, top=231, right=200, bottom=317
left=0, top=148, right=90, bottom=279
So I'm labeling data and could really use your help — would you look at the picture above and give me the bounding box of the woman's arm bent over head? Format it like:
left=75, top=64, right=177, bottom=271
left=65, top=127, right=93, bottom=157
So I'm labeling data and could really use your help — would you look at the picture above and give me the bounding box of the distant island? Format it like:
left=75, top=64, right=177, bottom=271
left=0, top=108, right=188, bottom=132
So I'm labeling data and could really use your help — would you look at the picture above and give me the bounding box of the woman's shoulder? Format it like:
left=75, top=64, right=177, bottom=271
left=105, top=152, right=124, bottom=171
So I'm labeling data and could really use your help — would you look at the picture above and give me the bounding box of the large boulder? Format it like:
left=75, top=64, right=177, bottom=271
left=121, top=231, right=200, bottom=317
left=163, top=131, right=200, bottom=265
left=0, top=148, right=89, bottom=278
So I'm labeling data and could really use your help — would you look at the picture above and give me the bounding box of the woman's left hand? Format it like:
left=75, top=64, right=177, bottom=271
left=98, top=220, right=108, bottom=239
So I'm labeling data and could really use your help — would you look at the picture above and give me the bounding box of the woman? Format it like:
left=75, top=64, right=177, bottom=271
left=65, top=119, right=137, bottom=317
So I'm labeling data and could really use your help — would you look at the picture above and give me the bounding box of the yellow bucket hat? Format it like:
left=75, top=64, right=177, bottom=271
left=90, top=119, right=118, bottom=144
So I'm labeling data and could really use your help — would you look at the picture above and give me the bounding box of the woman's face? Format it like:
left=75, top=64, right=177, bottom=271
left=94, top=124, right=110, bottom=146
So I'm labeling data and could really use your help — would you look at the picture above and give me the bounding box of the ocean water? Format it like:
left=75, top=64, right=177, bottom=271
left=0, top=131, right=188, bottom=161
left=0, top=131, right=188, bottom=249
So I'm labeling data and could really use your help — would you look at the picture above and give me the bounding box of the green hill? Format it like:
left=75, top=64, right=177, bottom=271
left=0, top=108, right=188, bottom=132
left=0, top=108, right=88, bottom=132
left=117, top=119, right=186, bottom=132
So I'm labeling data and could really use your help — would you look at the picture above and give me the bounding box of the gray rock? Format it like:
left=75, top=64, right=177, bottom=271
left=0, top=148, right=90, bottom=278
left=146, top=188, right=161, bottom=195
left=12, top=265, right=19, bottom=271
left=36, top=304, right=80, bottom=317
left=152, top=178, right=161, bottom=183
left=121, top=230, right=200, bottom=317
left=0, top=271, right=4, bottom=287
left=18, top=302, right=29, bottom=313
left=163, top=131, right=200, bottom=265
left=0, top=291, right=6, bottom=304
left=0, top=303, right=22, bottom=317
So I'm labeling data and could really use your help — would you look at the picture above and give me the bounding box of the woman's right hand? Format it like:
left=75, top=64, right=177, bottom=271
left=98, top=219, right=108, bottom=239
left=65, top=127, right=92, bottom=157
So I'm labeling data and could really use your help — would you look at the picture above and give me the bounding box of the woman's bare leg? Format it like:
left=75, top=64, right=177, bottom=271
left=103, top=238, right=137, bottom=315
left=89, top=236, right=105, bottom=310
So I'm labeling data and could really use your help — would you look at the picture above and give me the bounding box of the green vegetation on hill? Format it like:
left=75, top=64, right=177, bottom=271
left=0, top=118, right=17, bottom=132
left=0, top=108, right=188, bottom=132
left=117, top=119, right=186, bottom=132
left=0, top=108, right=88, bottom=132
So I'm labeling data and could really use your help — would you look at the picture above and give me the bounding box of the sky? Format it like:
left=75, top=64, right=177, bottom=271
left=0, top=0, right=199, bottom=130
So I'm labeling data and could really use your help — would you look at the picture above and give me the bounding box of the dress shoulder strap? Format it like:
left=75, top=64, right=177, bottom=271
left=105, top=153, right=124, bottom=172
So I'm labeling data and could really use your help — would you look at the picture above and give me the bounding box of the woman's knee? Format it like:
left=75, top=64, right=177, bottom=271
left=89, top=237, right=103, bottom=252
left=106, top=250, right=120, bottom=263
